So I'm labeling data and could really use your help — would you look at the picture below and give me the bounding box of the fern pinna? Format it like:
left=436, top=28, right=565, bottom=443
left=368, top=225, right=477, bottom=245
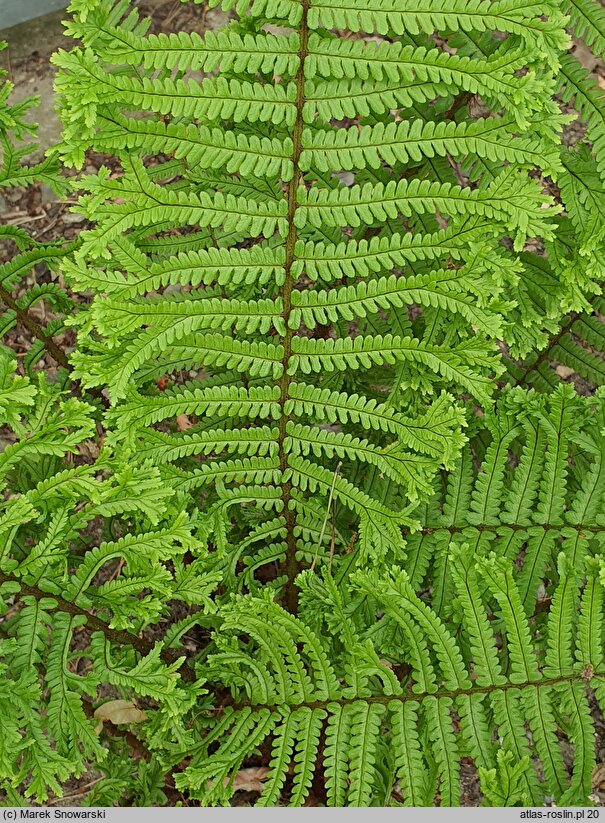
left=52, top=0, right=572, bottom=605
left=501, top=0, right=605, bottom=391
left=176, top=555, right=603, bottom=806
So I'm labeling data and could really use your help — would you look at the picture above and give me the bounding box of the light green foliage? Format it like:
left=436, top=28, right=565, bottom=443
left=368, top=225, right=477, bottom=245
left=52, top=0, right=573, bottom=579
left=1, top=0, right=605, bottom=808
left=504, top=0, right=605, bottom=389
left=165, top=531, right=605, bottom=805
left=0, top=350, right=217, bottom=801
left=156, top=388, right=605, bottom=806
left=404, top=385, right=605, bottom=618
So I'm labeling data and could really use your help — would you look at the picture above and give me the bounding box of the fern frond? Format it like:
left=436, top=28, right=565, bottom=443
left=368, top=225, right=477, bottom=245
left=308, top=0, right=568, bottom=52
left=173, top=555, right=604, bottom=805
left=563, top=0, right=605, bottom=58
left=297, top=172, right=559, bottom=250
left=559, top=53, right=605, bottom=180
left=301, top=117, right=562, bottom=177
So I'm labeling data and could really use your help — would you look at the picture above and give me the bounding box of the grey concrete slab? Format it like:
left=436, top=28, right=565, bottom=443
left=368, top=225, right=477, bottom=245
left=0, top=9, right=71, bottom=154
left=1, top=0, right=69, bottom=33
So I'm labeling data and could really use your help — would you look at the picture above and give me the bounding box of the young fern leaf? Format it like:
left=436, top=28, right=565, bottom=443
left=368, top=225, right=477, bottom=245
left=52, top=0, right=575, bottom=592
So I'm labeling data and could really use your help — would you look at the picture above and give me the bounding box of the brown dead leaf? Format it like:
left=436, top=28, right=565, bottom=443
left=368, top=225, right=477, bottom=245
left=555, top=365, right=575, bottom=379
left=592, top=763, right=605, bottom=789
left=593, top=764, right=605, bottom=790
left=226, top=767, right=270, bottom=793
left=94, top=699, right=147, bottom=727
left=78, top=439, right=100, bottom=461
left=176, top=415, right=193, bottom=431
left=598, top=74, right=605, bottom=90
left=572, top=42, right=599, bottom=72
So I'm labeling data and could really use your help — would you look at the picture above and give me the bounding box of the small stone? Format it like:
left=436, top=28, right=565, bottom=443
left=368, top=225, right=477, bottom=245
left=337, top=171, right=355, bottom=187
left=62, top=212, right=86, bottom=224
left=39, top=184, right=56, bottom=204
left=263, top=24, right=292, bottom=36
left=205, top=9, right=230, bottom=29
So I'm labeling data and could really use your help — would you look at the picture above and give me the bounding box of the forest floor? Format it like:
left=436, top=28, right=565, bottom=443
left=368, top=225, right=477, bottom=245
left=1, top=0, right=605, bottom=807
